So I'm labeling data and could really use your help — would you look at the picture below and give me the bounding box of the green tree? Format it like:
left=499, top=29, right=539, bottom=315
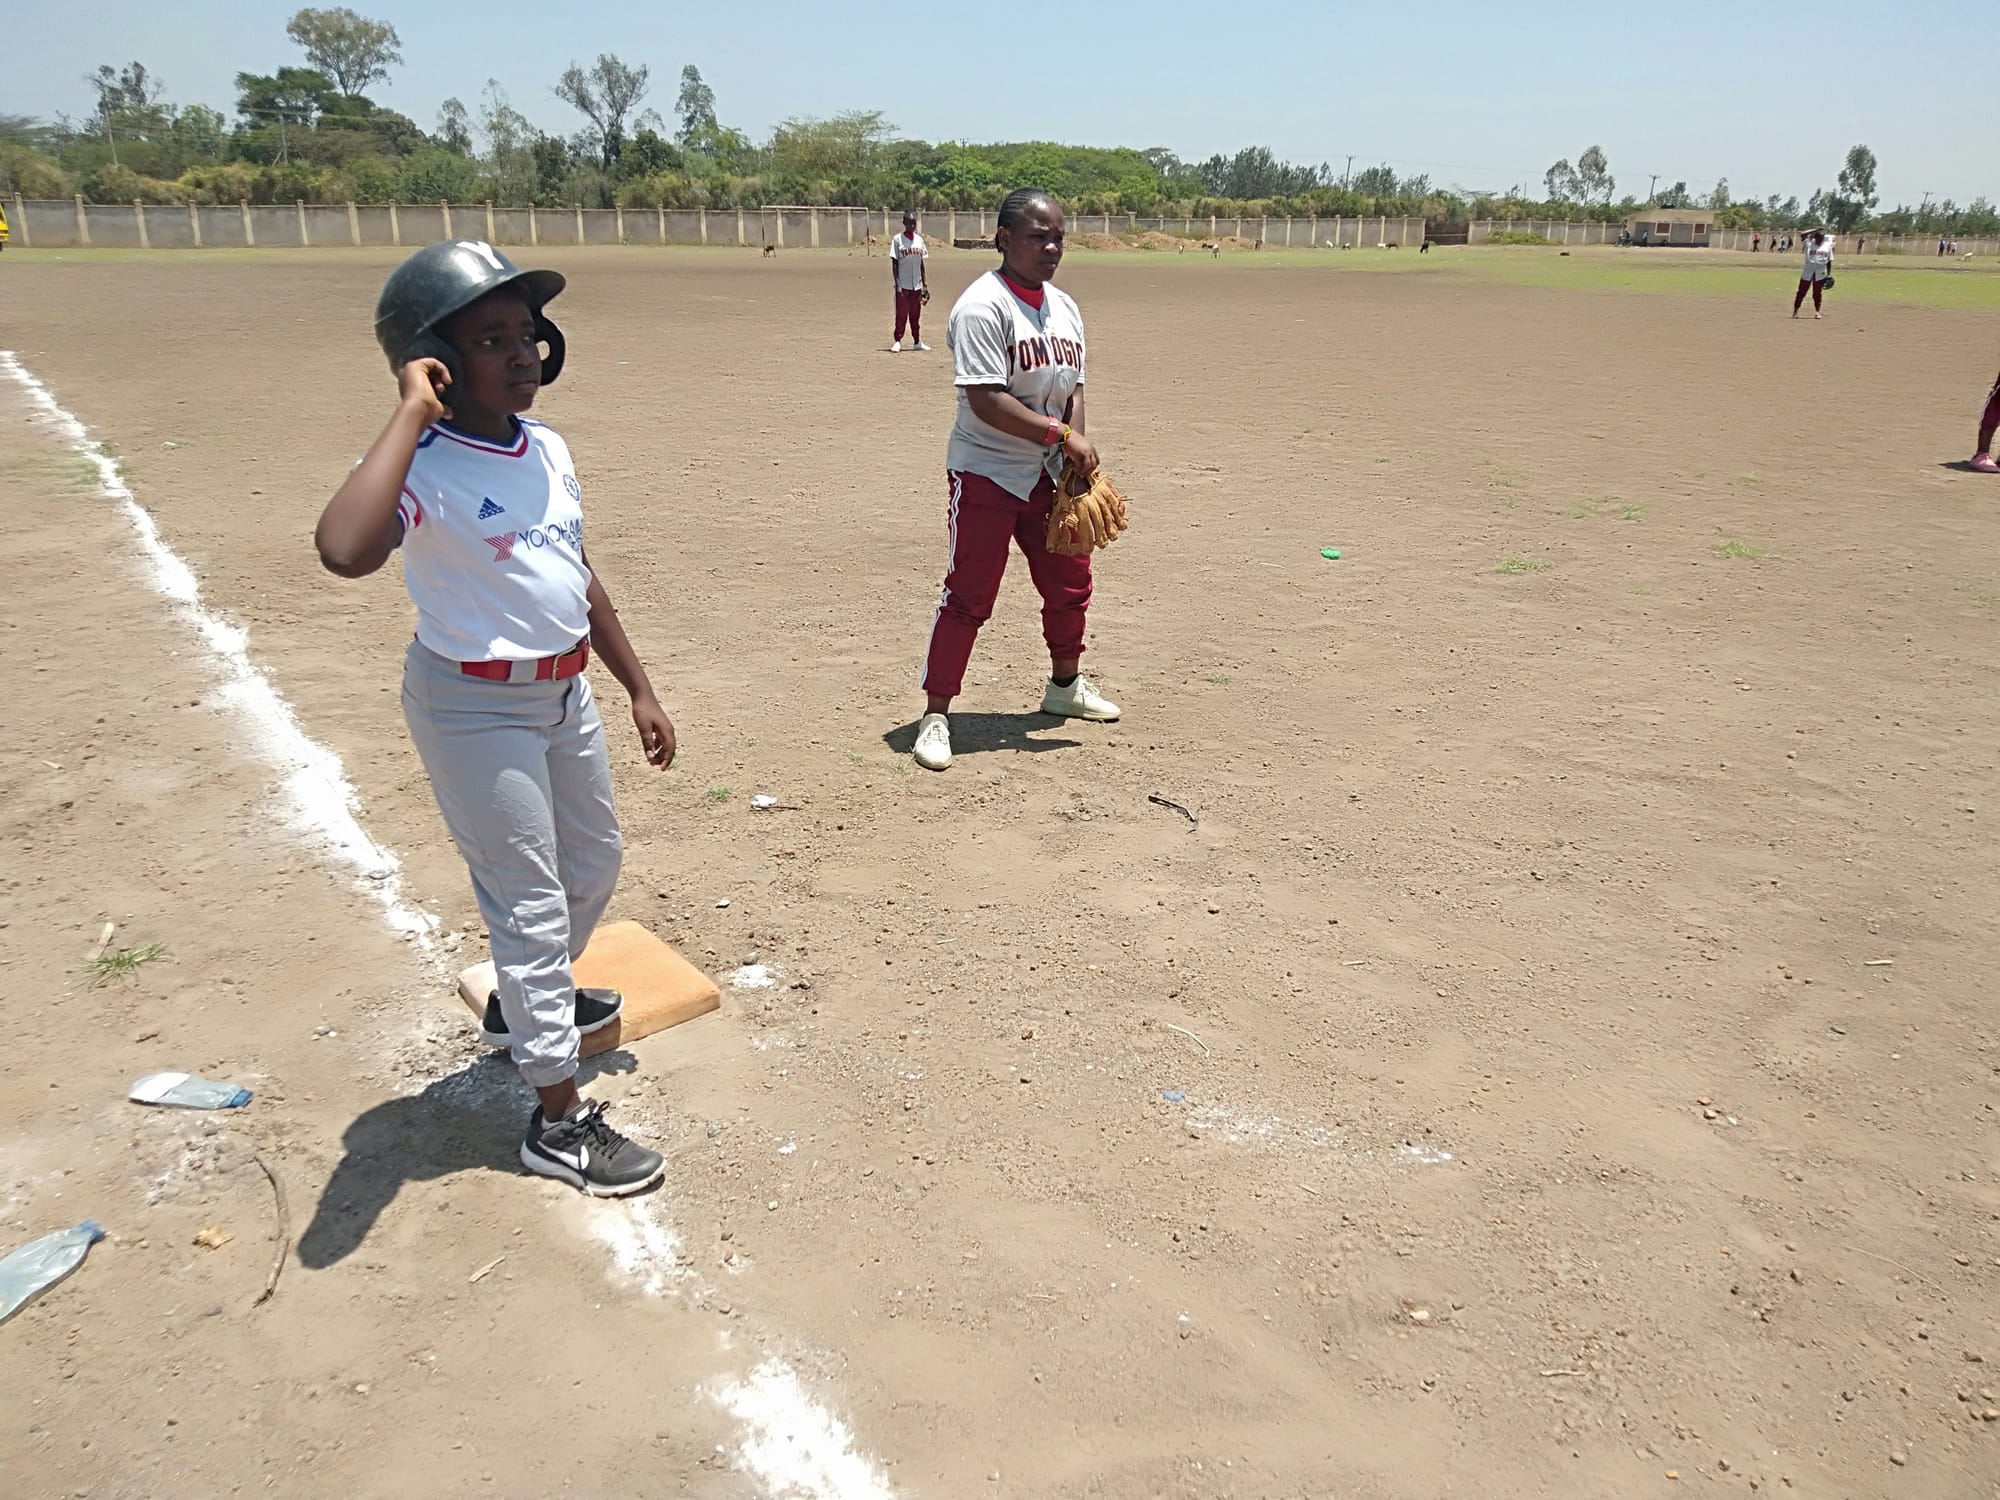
left=1351, top=163, right=1399, bottom=198
left=1543, top=159, right=1576, bottom=202
left=555, top=54, right=651, bottom=170
left=674, top=65, right=717, bottom=149
left=1824, top=143, right=1879, bottom=231
left=1575, top=145, right=1613, bottom=204
left=1707, top=178, right=1730, bottom=211
left=436, top=98, right=472, bottom=154
left=285, top=8, right=403, bottom=97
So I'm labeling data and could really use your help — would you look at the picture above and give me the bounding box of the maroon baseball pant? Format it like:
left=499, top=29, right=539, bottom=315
left=894, top=288, right=924, bottom=342
left=921, top=471, right=1092, bottom=699
left=1980, top=371, right=2000, bottom=454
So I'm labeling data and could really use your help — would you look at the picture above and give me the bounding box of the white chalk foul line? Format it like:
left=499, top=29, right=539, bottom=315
left=587, top=1195, right=896, bottom=1500
left=2, top=352, right=892, bottom=1499
left=0, top=351, right=436, bottom=943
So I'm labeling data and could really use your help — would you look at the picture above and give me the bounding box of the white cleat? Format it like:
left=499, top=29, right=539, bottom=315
left=890, top=340, right=902, bottom=353
left=913, top=712, right=952, bottom=770
left=1041, top=674, right=1120, bottom=722
left=913, top=341, right=931, bottom=351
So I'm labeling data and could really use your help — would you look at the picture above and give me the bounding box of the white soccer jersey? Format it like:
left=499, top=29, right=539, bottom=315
left=393, top=417, right=593, bottom=662
left=890, top=231, right=928, bottom=290
left=1802, top=237, right=1834, bottom=280
left=945, top=270, right=1087, bottom=501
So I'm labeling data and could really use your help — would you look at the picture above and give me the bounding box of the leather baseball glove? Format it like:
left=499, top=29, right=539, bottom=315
left=1046, top=463, right=1130, bottom=557
left=920, top=286, right=932, bottom=305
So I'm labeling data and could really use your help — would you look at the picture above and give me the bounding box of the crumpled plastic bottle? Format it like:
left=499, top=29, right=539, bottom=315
left=0, top=1221, right=107, bottom=1325
left=128, top=1072, right=252, bottom=1109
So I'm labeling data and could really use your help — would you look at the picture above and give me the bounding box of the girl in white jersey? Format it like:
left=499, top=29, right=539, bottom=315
left=315, top=241, right=675, bottom=1197
left=912, top=189, right=1120, bottom=772
left=1793, top=229, right=1834, bottom=319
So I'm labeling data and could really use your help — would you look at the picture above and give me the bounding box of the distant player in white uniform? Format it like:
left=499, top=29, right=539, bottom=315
left=890, top=211, right=929, bottom=352
left=1793, top=229, right=1834, bottom=319
left=911, top=188, right=1119, bottom=772
left=314, top=241, right=675, bottom=1197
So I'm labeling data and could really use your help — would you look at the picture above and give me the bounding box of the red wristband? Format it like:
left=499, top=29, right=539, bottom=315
left=1043, top=419, right=1065, bottom=447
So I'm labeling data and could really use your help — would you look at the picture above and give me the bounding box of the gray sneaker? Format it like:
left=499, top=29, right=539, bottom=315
left=520, top=1100, right=664, bottom=1197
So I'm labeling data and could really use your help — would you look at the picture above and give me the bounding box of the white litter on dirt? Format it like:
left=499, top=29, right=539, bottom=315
left=1397, top=1143, right=1454, bottom=1165
left=0, top=352, right=436, bottom=945
left=731, top=963, right=780, bottom=990
left=712, top=1359, right=897, bottom=1500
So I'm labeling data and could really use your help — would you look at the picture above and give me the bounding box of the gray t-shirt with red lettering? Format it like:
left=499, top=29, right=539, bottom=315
left=945, top=270, right=1087, bottom=501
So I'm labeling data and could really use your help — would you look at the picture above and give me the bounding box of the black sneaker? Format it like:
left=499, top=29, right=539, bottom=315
left=480, top=987, right=624, bottom=1048
left=520, top=1100, right=664, bottom=1196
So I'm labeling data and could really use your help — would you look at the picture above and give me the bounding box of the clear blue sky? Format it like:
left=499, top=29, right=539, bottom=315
left=8, top=0, right=1986, bottom=207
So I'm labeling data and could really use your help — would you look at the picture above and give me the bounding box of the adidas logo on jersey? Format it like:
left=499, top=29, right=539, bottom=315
left=476, top=498, right=505, bottom=519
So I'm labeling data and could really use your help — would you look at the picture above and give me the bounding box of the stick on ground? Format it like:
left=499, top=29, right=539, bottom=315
left=251, top=1150, right=290, bottom=1308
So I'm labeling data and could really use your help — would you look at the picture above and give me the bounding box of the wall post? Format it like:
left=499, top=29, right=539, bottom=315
left=133, top=201, right=149, bottom=250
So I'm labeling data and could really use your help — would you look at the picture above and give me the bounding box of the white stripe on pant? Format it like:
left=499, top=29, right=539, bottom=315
left=401, top=640, right=622, bottom=1087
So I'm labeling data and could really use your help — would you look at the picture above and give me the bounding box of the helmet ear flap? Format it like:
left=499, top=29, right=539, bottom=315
left=400, top=333, right=463, bottom=414
left=534, top=314, right=566, bottom=386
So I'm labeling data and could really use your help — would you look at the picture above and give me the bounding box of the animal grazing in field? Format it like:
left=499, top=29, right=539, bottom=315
left=762, top=243, right=777, bottom=258
left=1201, top=241, right=1220, bottom=258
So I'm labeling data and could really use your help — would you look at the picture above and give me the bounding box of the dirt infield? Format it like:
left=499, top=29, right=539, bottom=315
left=4, top=246, right=1999, bottom=1497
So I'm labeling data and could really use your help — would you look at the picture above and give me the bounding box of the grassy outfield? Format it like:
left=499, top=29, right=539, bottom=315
left=10, top=241, right=1999, bottom=312
left=1060, top=243, right=2000, bottom=311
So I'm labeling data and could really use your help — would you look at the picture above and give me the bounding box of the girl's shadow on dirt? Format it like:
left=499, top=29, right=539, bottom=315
left=881, top=712, right=1081, bottom=759
left=297, top=1049, right=644, bottom=1268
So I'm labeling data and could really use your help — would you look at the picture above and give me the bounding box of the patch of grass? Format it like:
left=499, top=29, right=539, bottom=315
left=1714, top=538, right=1768, bottom=561
left=1204, top=673, right=1230, bottom=685
left=1486, top=230, right=1553, bottom=246
left=1620, top=504, right=1647, bottom=522
left=707, top=786, right=732, bottom=803
left=1631, top=585, right=1656, bottom=596
left=1731, top=472, right=1762, bottom=488
left=88, top=942, right=164, bottom=986
left=1483, top=460, right=1530, bottom=490
left=1495, top=557, right=1548, bottom=575
left=1566, top=497, right=1610, bottom=519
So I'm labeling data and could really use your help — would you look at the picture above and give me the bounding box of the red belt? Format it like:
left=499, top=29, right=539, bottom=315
left=458, top=640, right=591, bottom=683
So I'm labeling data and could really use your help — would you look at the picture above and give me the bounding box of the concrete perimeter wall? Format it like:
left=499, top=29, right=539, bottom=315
left=13, top=198, right=1993, bottom=258
left=9, top=198, right=1426, bottom=252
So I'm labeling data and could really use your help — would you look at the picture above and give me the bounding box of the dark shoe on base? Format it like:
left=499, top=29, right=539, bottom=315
left=481, top=987, right=624, bottom=1048
left=520, top=1100, right=664, bottom=1196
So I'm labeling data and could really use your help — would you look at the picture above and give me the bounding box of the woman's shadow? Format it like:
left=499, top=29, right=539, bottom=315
left=297, top=1049, right=642, bottom=1268
left=881, top=711, right=1080, bottom=760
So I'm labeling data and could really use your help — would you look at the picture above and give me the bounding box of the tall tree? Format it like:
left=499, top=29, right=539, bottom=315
left=436, top=98, right=472, bottom=155
left=1350, top=163, right=1399, bottom=198
left=555, top=54, right=651, bottom=169
left=1707, top=178, right=1730, bottom=211
left=674, top=65, right=717, bottom=149
left=1825, top=143, right=1879, bottom=231
left=87, top=62, right=164, bottom=125
left=285, top=8, right=403, bottom=97
left=1575, top=144, right=1613, bottom=204
left=1544, top=158, right=1577, bottom=202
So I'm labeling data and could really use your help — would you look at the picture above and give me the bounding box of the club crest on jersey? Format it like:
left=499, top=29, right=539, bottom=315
left=563, top=475, right=582, bottom=503
left=476, top=498, right=505, bottom=519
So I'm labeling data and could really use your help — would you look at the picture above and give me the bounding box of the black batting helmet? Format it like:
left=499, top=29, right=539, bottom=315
left=373, top=240, right=568, bottom=390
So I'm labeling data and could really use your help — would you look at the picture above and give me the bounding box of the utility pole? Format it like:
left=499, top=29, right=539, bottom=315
left=1343, top=155, right=1354, bottom=190
left=1647, top=172, right=1659, bottom=205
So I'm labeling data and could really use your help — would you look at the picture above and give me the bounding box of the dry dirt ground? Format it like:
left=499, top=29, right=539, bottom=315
left=2, top=245, right=1997, bottom=1500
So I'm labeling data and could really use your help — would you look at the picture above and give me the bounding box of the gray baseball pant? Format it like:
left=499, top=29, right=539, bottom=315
left=401, top=640, right=623, bottom=1088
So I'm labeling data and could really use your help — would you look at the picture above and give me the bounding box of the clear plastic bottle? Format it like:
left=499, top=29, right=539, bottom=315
left=128, top=1071, right=252, bottom=1109
left=0, top=1220, right=107, bottom=1325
